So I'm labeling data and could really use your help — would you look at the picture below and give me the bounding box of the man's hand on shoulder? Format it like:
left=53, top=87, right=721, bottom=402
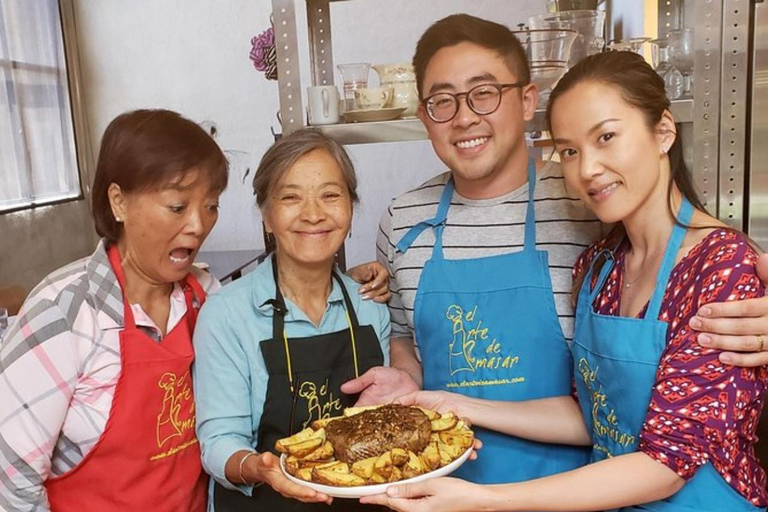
left=346, top=261, right=391, bottom=303
left=689, top=253, right=768, bottom=367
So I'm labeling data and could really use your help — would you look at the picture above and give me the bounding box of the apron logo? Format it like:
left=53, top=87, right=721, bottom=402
left=446, top=305, right=520, bottom=376
left=156, top=371, right=196, bottom=449
left=577, top=358, right=635, bottom=453
left=298, top=379, right=343, bottom=429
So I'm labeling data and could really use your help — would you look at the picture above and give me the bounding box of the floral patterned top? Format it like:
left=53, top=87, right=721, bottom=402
left=573, top=229, right=768, bottom=506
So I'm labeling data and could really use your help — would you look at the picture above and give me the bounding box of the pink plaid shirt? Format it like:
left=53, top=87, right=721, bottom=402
left=0, top=241, right=219, bottom=511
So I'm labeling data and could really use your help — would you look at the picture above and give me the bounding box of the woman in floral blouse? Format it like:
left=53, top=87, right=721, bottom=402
left=364, top=51, right=767, bottom=512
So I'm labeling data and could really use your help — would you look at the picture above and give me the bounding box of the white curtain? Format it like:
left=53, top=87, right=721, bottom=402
left=0, top=0, right=79, bottom=211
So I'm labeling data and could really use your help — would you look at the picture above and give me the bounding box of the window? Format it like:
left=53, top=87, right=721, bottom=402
left=0, top=0, right=80, bottom=212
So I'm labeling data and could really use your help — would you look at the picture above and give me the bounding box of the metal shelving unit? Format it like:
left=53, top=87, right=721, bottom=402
left=272, top=0, right=752, bottom=228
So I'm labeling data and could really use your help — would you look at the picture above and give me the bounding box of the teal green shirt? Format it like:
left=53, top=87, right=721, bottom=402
left=192, top=254, right=390, bottom=499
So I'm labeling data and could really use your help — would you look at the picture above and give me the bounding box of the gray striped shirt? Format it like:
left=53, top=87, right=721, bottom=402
left=376, top=160, right=603, bottom=354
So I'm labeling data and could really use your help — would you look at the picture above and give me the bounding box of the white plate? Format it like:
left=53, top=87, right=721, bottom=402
left=280, top=446, right=472, bottom=498
left=343, top=107, right=406, bottom=123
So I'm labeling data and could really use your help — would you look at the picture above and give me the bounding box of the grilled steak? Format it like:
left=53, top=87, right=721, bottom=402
left=326, top=405, right=432, bottom=463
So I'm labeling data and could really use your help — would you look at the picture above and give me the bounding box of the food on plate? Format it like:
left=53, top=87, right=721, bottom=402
left=276, top=404, right=474, bottom=487
left=326, top=404, right=432, bottom=463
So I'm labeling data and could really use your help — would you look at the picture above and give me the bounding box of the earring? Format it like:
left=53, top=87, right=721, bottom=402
left=115, top=216, right=121, bottom=222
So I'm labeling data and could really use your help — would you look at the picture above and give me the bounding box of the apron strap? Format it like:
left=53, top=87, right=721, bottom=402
left=182, top=272, right=207, bottom=331
left=578, top=249, right=616, bottom=308
left=395, top=178, right=454, bottom=257
left=332, top=270, right=362, bottom=380
left=269, top=258, right=363, bottom=393
left=523, top=156, right=537, bottom=252
left=646, top=198, right=694, bottom=318
left=332, top=271, right=360, bottom=329
left=107, top=244, right=138, bottom=330
left=396, top=156, right=538, bottom=257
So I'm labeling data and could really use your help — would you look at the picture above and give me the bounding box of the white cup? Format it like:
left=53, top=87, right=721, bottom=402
left=307, top=85, right=340, bottom=125
left=354, top=86, right=393, bottom=110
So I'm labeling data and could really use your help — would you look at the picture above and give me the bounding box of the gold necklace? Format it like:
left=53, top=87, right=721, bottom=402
left=623, top=252, right=662, bottom=289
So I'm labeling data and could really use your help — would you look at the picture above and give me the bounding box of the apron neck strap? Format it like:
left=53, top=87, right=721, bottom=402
left=578, top=199, right=695, bottom=317
left=579, top=249, right=616, bottom=307
left=523, top=156, right=537, bottom=251
left=269, top=258, right=361, bottom=393
left=107, top=244, right=203, bottom=332
left=107, top=244, right=137, bottom=329
left=396, top=156, right=537, bottom=258
left=395, top=178, right=454, bottom=257
left=646, top=198, right=694, bottom=317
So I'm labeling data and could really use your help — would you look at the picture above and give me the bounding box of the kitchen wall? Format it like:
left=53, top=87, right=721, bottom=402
left=73, top=0, right=645, bottom=267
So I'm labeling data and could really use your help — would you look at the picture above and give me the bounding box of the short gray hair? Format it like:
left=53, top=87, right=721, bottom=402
left=253, top=129, right=358, bottom=208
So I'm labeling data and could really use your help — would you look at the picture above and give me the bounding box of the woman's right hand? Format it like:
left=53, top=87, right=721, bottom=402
left=246, top=452, right=333, bottom=504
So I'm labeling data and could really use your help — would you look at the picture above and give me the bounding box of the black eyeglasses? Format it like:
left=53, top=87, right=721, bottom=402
left=421, top=82, right=527, bottom=123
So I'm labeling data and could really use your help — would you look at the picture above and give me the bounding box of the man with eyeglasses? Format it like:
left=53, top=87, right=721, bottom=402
left=341, top=13, right=594, bottom=485
left=341, top=13, right=768, bottom=485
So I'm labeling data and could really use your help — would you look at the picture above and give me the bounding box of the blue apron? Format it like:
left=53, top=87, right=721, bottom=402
left=397, top=158, right=589, bottom=484
left=572, top=198, right=763, bottom=512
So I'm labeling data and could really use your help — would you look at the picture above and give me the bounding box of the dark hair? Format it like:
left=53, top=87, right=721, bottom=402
left=91, top=109, right=228, bottom=243
left=413, top=14, right=530, bottom=99
left=253, top=129, right=358, bottom=208
left=545, top=52, right=704, bottom=304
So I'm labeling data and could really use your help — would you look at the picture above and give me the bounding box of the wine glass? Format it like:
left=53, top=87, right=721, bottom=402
left=650, top=38, right=684, bottom=100
left=667, top=29, right=693, bottom=98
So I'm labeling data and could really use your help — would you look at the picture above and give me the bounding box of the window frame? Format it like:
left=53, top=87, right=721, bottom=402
left=0, top=0, right=94, bottom=215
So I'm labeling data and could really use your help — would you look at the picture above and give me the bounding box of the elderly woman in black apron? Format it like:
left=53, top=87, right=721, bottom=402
left=192, top=129, right=391, bottom=511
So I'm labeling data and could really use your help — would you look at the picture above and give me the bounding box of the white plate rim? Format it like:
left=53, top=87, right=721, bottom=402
left=279, top=445, right=472, bottom=499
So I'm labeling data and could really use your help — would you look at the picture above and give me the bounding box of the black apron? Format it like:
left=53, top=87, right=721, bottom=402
left=213, top=263, right=386, bottom=511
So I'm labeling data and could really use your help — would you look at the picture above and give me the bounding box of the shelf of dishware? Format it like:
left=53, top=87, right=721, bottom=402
left=316, top=98, right=693, bottom=145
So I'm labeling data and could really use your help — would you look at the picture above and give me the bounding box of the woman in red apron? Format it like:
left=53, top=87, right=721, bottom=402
left=0, top=109, right=227, bottom=512
left=192, top=130, right=391, bottom=512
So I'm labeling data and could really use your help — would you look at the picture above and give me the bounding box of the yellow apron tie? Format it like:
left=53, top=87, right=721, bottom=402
left=282, top=304, right=359, bottom=392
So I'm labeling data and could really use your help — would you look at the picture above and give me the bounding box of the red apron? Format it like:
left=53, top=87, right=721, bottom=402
left=46, top=245, right=208, bottom=512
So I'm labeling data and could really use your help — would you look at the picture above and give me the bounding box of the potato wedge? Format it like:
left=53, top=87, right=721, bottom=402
left=297, top=459, right=330, bottom=469
left=369, top=471, right=388, bottom=484
left=284, top=455, right=300, bottom=475
left=417, top=407, right=440, bottom=420
left=275, top=427, right=316, bottom=453
left=402, top=450, right=426, bottom=479
left=343, top=405, right=380, bottom=417
left=313, top=468, right=367, bottom=487
left=284, top=437, right=324, bottom=458
left=390, top=447, right=409, bottom=467
left=303, top=441, right=334, bottom=462
left=439, top=431, right=473, bottom=451
left=313, top=460, right=349, bottom=473
left=420, top=442, right=441, bottom=471
left=351, top=456, right=377, bottom=479
left=296, top=467, right=314, bottom=481
left=431, top=412, right=458, bottom=432
left=373, top=451, right=393, bottom=478
left=388, top=465, right=403, bottom=483
left=438, top=441, right=463, bottom=466
left=310, top=416, right=343, bottom=430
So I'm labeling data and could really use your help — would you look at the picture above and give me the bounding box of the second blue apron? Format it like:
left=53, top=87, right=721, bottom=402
left=572, top=198, right=763, bottom=512
left=397, top=158, right=589, bottom=484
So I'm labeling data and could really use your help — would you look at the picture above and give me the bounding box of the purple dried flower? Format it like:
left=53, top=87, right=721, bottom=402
left=250, top=26, right=277, bottom=80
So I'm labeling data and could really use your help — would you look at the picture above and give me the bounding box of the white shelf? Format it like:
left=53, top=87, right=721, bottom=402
left=316, top=99, right=694, bottom=145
